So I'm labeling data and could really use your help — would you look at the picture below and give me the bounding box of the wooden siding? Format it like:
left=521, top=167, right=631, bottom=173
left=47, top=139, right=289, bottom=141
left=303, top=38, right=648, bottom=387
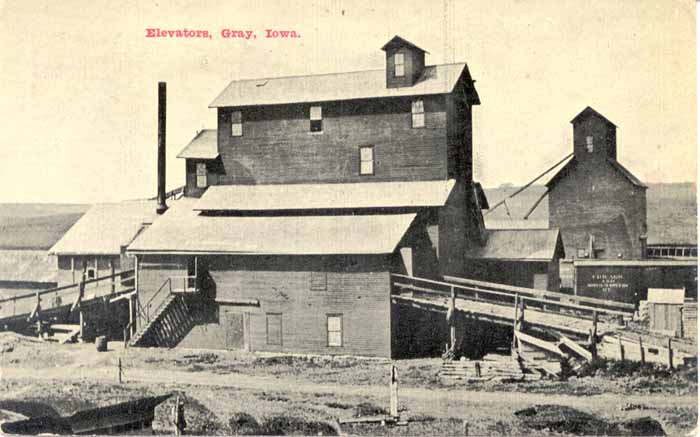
left=185, top=158, right=225, bottom=198
left=384, top=45, right=424, bottom=88
left=136, top=255, right=187, bottom=329
left=573, top=114, right=616, bottom=161
left=549, top=159, right=646, bottom=259
left=56, top=255, right=121, bottom=288
left=173, top=255, right=394, bottom=357
left=216, top=95, right=449, bottom=185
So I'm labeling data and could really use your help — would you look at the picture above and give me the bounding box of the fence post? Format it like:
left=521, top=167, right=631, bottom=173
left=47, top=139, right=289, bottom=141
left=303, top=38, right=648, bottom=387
left=639, top=336, right=645, bottom=364
left=618, top=335, right=625, bottom=361
left=390, top=365, right=399, bottom=418
left=110, top=260, right=116, bottom=294
left=512, top=294, right=519, bottom=349
left=450, top=286, right=456, bottom=350
left=667, top=337, right=673, bottom=369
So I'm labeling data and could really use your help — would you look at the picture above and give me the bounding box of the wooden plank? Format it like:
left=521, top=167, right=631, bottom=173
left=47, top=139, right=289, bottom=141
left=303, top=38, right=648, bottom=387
left=514, top=330, right=566, bottom=357
left=559, top=333, right=592, bottom=362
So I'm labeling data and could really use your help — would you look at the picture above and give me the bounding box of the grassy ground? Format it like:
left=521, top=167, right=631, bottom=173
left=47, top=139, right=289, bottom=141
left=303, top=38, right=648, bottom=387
left=0, top=335, right=697, bottom=435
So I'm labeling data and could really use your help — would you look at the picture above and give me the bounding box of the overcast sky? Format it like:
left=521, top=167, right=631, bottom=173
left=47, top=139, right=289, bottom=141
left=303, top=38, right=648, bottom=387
left=0, top=0, right=696, bottom=203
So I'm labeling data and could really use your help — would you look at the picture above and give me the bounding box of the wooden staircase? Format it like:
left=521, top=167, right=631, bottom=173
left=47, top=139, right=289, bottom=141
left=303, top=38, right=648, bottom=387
left=129, top=294, right=194, bottom=348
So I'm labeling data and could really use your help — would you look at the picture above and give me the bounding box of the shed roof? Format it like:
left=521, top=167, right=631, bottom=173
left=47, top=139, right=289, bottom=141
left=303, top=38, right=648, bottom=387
left=209, top=63, right=477, bottom=108
left=177, top=129, right=219, bottom=160
left=128, top=199, right=416, bottom=255
left=49, top=202, right=158, bottom=255
left=195, top=179, right=456, bottom=212
left=465, top=229, right=563, bottom=261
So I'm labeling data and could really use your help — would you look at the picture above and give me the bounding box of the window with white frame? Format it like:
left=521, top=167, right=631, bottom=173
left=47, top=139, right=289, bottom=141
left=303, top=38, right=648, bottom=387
left=327, top=314, right=342, bottom=347
left=394, top=53, right=405, bottom=77
left=230, top=111, right=242, bottom=137
left=195, top=163, right=207, bottom=188
left=586, top=136, right=594, bottom=153
left=310, top=106, right=323, bottom=132
left=359, top=145, right=374, bottom=175
left=412, top=99, right=425, bottom=128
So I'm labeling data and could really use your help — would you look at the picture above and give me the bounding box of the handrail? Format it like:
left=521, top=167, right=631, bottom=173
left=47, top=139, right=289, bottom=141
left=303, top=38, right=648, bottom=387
left=391, top=274, right=632, bottom=320
left=442, top=274, right=636, bottom=312
left=144, top=278, right=171, bottom=322
left=0, top=269, right=135, bottom=305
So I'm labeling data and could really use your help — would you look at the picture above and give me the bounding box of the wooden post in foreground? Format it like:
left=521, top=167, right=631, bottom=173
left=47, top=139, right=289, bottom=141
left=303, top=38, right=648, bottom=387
left=618, top=335, right=625, bottom=361
left=118, top=358, right=123, bottom=384
left=667, top=338, right=673, bottom=369
left=639, top=336, right=645, bottom=364
left=449, top=287, right=456, bottom=350
left=511, top=294, right=519, bottom=349
left=390, top=365, right=399, bottom=418
left=110, top=260, right=116, bottom=294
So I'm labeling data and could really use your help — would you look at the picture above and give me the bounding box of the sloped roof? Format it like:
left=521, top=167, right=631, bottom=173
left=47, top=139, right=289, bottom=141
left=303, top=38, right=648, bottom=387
left=195, top=179, right=456, bottom=212
left=128, top=199, right=416, bottom=255
left=545, top=157, right=647, bottom=189
left=0, top=250, right=56, bottom=283
left=177, top=130, right=219, bottom=160
left=465, top=229, right=563, bottom=261
left=570, top=106, right=617, bottom=127
left=49, top=202, right=158, bottom=255
left=381, top=35, right=428, bottom=53
left=209, top=63, right=474, bottom=108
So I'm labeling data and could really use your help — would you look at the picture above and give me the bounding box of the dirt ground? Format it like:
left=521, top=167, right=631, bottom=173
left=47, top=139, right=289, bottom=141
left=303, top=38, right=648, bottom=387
left=0, top=333, right=697, bottom=435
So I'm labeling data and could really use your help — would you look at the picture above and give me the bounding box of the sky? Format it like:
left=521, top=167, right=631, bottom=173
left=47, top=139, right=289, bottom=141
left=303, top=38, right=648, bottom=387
left=0, top=0, right=696, bottom=203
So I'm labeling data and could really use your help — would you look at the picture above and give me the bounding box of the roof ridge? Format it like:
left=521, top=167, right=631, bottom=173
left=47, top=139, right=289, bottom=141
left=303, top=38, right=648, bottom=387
left=218, top=63, right=466, bottom=84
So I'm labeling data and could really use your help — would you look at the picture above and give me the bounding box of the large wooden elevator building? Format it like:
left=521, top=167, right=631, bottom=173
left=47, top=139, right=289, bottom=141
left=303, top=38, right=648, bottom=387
left=127, top=36, right=487, bottom=357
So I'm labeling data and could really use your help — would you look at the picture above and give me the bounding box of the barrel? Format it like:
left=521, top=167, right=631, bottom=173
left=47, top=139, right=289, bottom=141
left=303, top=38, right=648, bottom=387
left=95, top=336, right=108, bottom=352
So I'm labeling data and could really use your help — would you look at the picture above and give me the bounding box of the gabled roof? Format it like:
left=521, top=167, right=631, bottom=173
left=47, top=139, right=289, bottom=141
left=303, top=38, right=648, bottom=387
left=381, top=35, right=428, bottom=53
left=545, top=157, right=647, bottom=189
left=49, top=202, right=158, bottom=255
left=177, top=130, right=219, bottom=160
left=570, top=106, right=617, bottom=127
left=128, top=199, right=416, bottom=255
left=465, top=229, right=564, bottom=261
left=209, top=63, right=474, bottom=108
left=194, top=179, right=456, bottom=212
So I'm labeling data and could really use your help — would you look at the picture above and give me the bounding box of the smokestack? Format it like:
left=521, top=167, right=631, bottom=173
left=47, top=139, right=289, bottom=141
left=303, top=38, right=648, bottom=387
left=156, top=82, right=167, bottom=215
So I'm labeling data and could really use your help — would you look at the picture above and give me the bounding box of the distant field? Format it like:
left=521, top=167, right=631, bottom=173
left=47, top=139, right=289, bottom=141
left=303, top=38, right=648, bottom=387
left=483, top=182, right=697, bottom=245
left=0, top=204, right=89, bottom=250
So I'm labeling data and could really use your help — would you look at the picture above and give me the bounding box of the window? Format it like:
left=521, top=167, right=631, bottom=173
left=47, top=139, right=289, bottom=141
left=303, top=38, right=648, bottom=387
left=327, top=314, right=342, bottom=347
left=310, top=106, right=323, bottom=132
left=359, top=145, right=374, bottom=175
left=586, top=136, right=594, bottom=153
left=394, top=53, right=405, bottom=77
left=86, top=266, right=96, bottom=280
left=195, top=163, right=207, bottom=188
left=412, top=99, right=425, bottom=128
left=266, top=313, right=282, bottom=346
left=230, top=111, right=242, bottom=136
left=310, top=271, right=327, bottom=291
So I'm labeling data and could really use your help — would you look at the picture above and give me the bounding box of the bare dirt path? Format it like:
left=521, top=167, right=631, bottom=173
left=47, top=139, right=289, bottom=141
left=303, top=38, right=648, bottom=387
left=1, top=364, right=694, bottom=416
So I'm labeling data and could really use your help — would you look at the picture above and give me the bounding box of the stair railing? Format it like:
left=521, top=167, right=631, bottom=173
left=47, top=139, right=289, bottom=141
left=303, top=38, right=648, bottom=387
left=144, top=278, right=172, bottom=323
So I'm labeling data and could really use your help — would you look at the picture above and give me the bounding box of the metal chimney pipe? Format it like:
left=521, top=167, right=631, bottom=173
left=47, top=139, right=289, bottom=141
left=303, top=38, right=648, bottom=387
left=156, top=82, right=168, bottom=215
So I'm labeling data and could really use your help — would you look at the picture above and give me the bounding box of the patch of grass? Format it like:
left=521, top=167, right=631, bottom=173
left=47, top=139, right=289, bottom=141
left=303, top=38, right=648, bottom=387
left=353, top=402, right=387, bottom=418
left=256, top=392, right=289, bottom=403
left=323, top=401, right=353, bottom=410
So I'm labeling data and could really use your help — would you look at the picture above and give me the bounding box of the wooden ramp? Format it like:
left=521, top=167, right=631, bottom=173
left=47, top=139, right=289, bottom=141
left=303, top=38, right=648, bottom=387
left=0, top=270, right=135, bottom=340
left=391, top=274, right=696, bottom=367
left=391, top=274, right=632, bottom=339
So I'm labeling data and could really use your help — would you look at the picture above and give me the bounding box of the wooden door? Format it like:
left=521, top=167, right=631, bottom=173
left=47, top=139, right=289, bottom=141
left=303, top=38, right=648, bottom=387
left=533, top=273, right=548, bottom=291
left=224, top=312, right=246, bottom=350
